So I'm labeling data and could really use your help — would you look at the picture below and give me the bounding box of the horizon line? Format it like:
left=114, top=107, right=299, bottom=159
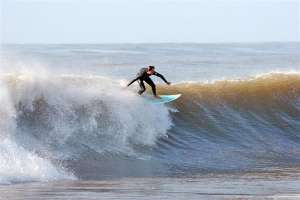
left=2, top=41, right=300, bottom=46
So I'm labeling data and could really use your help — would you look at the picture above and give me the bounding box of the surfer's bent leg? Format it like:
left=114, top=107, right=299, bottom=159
left=138, top=80, right=146, bottom=95
left=144, top=77, right=156, bottom=96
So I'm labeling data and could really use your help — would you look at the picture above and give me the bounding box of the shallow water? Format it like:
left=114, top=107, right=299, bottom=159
left=1, top=168, right=300, bottom=200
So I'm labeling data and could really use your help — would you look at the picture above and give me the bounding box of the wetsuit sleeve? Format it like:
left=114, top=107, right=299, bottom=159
left=127, top=77, right=139, bottom=87
left=153, top=72, right=168, bottom=84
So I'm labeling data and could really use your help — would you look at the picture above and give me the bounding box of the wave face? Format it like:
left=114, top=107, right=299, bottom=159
left=1, top=72, right=300, bottom=182
left=155, top=73, right=300, bottom=172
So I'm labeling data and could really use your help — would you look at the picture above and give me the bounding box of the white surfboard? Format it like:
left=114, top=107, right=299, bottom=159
left=145, top=94, right=182, bottom=104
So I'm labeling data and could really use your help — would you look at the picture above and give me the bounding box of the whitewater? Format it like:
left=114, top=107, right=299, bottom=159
left=1, top=43, right=300, bottom=199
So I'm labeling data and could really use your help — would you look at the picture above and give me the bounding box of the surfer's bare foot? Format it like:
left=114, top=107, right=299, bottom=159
left=154, top=95, right=161, bottom=99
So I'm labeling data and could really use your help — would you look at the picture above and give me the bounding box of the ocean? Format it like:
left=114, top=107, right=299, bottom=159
left=1, top=43, right=300, bottom=199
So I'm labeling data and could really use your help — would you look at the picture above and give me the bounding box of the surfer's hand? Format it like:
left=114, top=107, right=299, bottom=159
left=166, top=82, right=171, bottom=85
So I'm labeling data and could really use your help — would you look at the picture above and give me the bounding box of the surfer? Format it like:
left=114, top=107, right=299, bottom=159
left=127, top=66, right=171, bottom=98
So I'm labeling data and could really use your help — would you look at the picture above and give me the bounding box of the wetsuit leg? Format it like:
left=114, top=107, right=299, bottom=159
left=138, top=79, right=146, bottom=95
left=144, top=77, right=156, bottom=96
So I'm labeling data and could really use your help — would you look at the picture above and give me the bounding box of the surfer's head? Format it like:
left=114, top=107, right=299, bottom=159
left=147, top=65, right=155, bottom=75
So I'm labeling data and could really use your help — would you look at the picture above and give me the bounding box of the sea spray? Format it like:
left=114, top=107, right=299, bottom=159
left=0, top=72, right=173, bottom=183
left=0, top=80, right=74, bottom=184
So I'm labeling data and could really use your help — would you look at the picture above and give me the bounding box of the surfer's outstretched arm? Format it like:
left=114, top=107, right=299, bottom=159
left=127, top=77, right=139, bottom=87
left=128, top=70, right=146, bottom=87
left=154, top=72, right=171, bottom=84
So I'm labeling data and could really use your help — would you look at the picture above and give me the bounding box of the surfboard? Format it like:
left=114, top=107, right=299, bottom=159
left=144, top=94, right=182, bottom=104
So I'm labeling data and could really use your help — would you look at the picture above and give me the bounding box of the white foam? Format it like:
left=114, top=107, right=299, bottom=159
left=0, top=70, right=173, bottom=183
left=0, top=139, right=74, bottom=184
left=0, top=79, right=74, bottom=184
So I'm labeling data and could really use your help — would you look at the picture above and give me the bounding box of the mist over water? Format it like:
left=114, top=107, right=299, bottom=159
left=1, top=43, right=300, bottom=184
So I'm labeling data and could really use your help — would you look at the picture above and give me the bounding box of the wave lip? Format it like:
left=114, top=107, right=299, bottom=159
left=160, top=72, right=300, bottom=111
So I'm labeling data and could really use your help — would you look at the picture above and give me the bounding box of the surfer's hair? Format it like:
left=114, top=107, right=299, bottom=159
left=148, top=66, right=155, bottom=70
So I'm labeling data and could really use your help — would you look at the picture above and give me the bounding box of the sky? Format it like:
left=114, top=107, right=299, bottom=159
left=1, top=0, right=299, bottom=44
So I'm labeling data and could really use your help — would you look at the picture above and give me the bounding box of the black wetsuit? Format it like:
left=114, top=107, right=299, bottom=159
left=127, top=68, right=168, bottom=96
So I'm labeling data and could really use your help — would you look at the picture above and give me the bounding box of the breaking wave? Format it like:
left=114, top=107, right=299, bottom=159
left=1, top=71, right=300, bottom=183
left=0, top=72, right=172, bottom=183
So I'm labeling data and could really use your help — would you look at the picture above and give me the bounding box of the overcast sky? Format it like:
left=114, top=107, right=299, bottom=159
left=1, top=0, right=299, bottom=44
